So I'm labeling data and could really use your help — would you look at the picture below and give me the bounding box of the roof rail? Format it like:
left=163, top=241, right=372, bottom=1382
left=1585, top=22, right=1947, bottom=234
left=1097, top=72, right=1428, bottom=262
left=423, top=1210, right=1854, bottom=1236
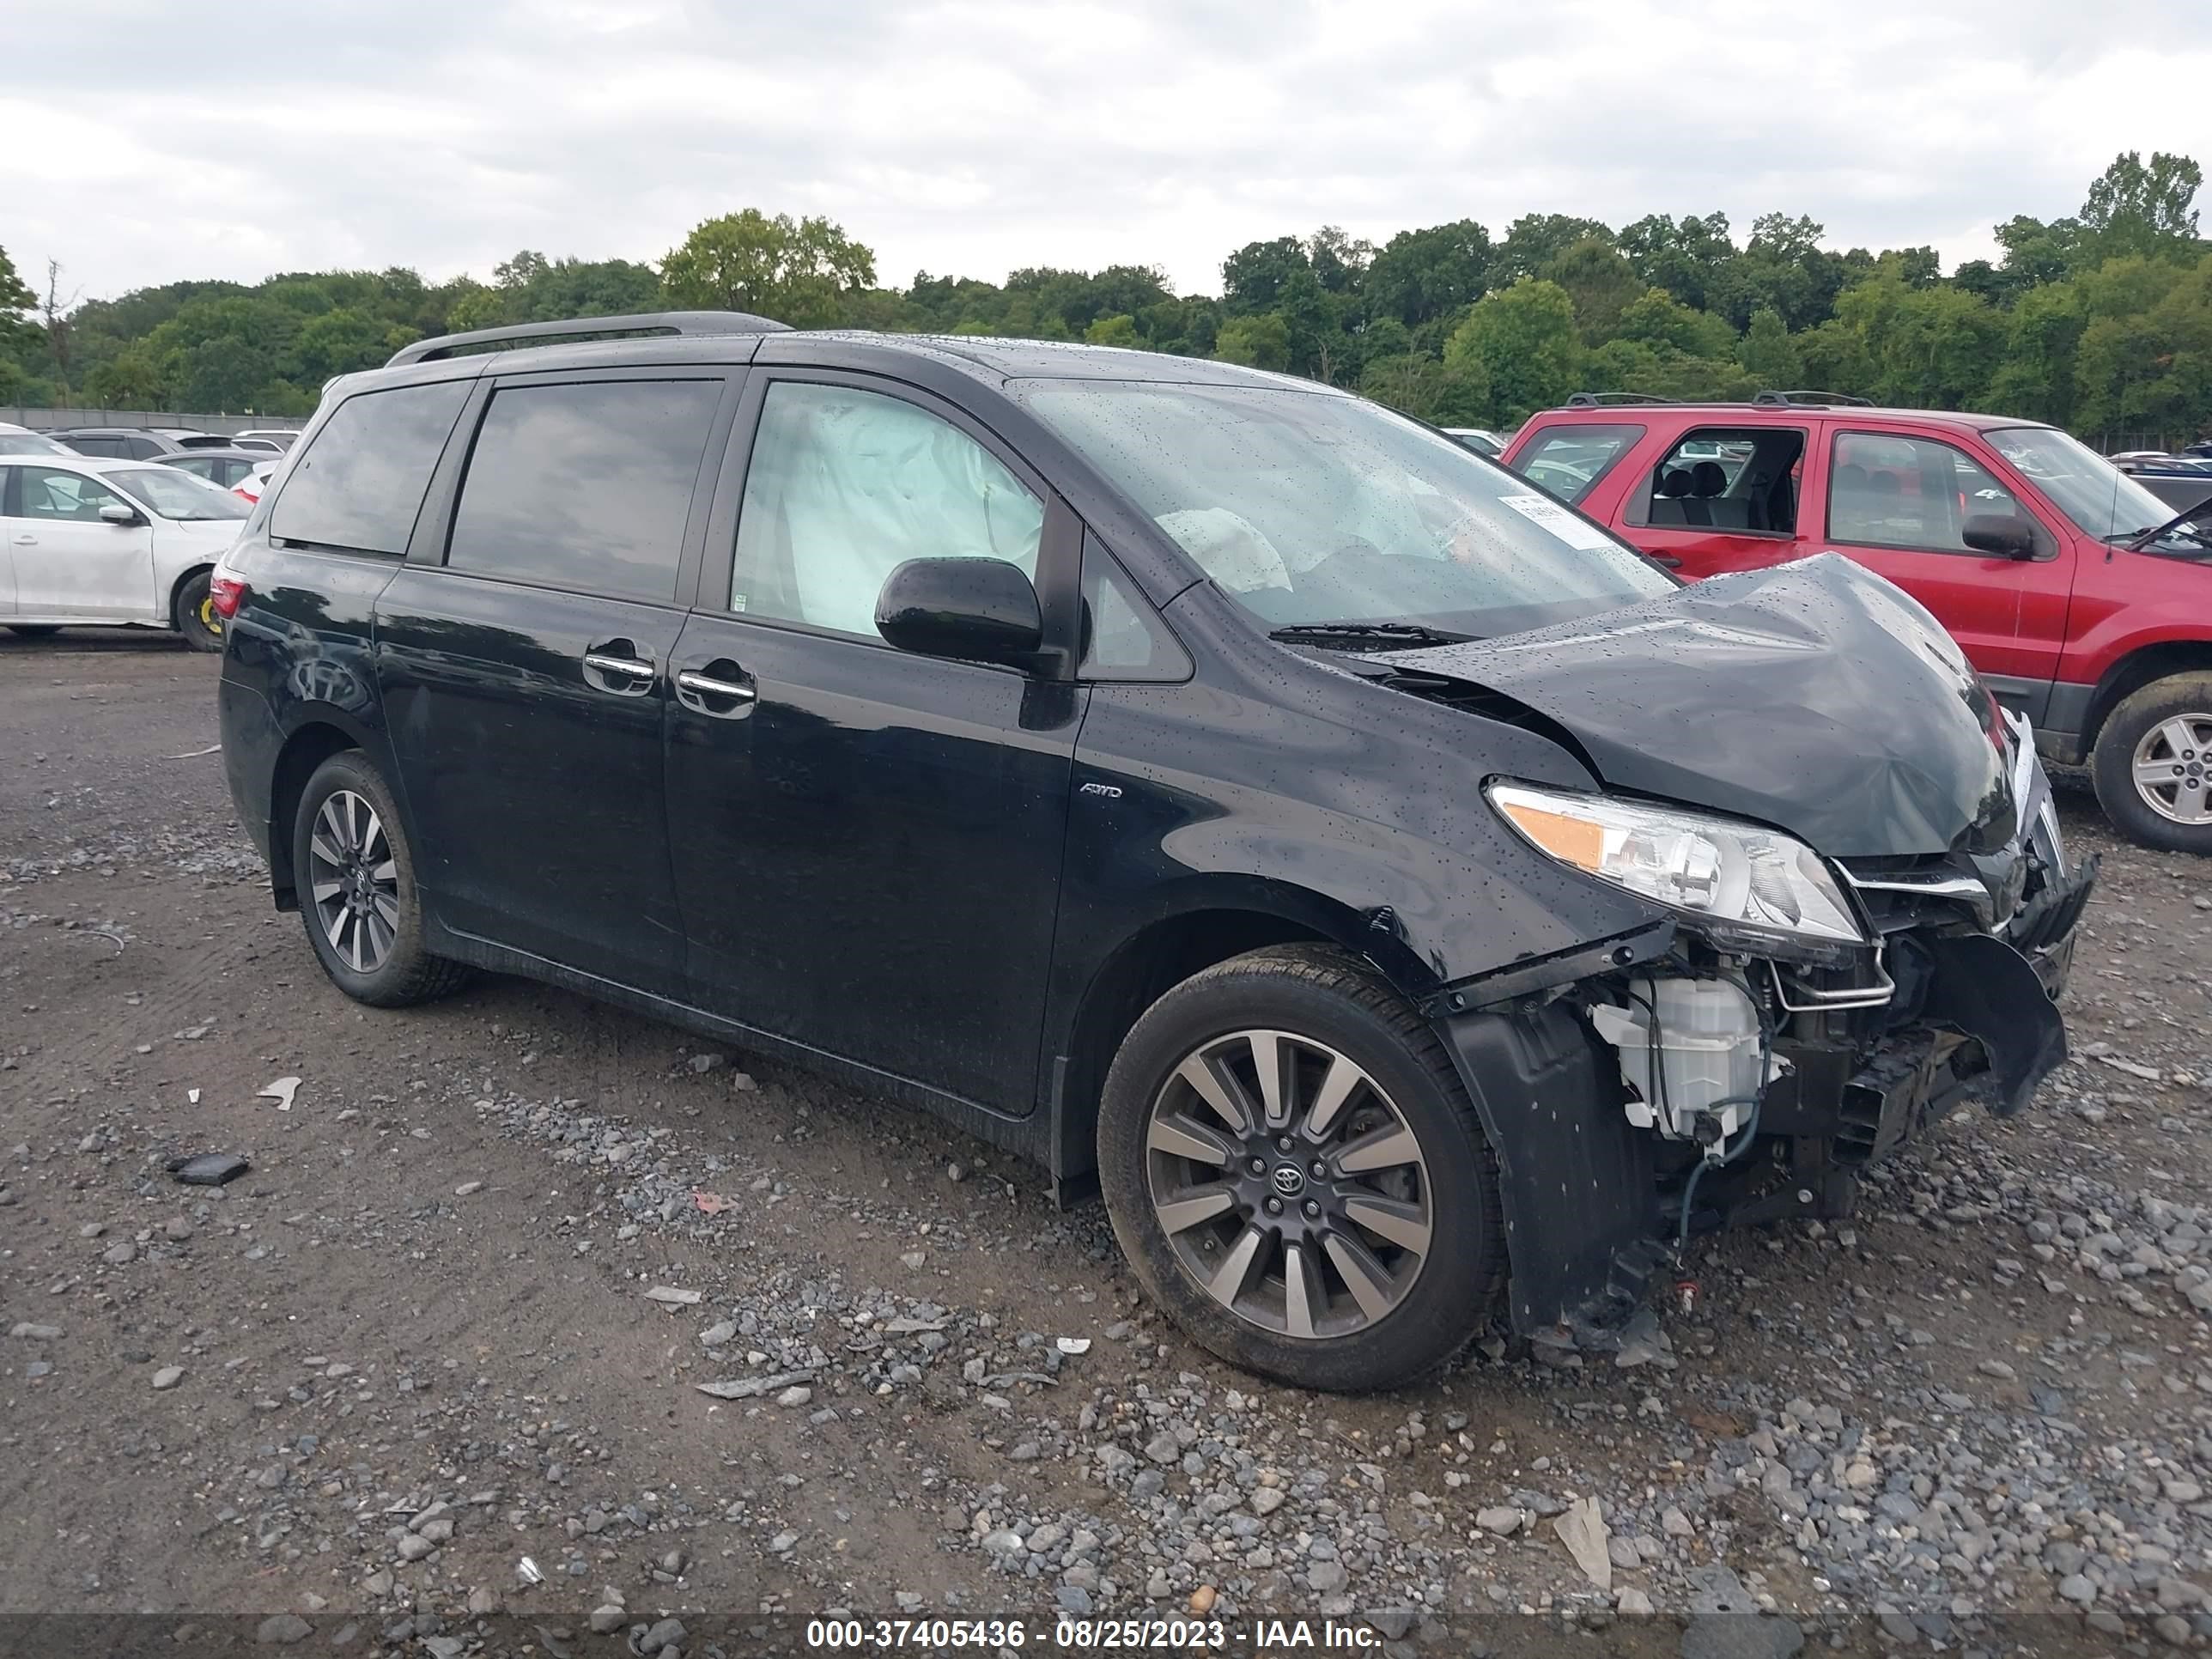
left=1752, top=388, right=1874, bottom=408
left=1564, top=391, right=1677, bottom=407
left=386, top=310, right=791, bottom=368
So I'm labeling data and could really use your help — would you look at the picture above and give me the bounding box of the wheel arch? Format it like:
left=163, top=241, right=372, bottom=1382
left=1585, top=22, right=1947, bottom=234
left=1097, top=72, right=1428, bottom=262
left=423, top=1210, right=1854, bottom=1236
left=265, top=717, right=374, bottom=909
left=166, top=560, right=217, bottom=629
left=2082, top=640, right=2212, bottom=754
left=1047, top=883, right=1429, bottom=1194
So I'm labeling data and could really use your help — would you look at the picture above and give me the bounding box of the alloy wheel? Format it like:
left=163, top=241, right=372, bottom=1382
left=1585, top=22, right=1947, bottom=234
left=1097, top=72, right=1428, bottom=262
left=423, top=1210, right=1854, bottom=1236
left=1144, top=1029, right=1432, bottom=1341
left=307, top=790, right=400, bottom=973
left=2131, top=713, right=2212, bottom=826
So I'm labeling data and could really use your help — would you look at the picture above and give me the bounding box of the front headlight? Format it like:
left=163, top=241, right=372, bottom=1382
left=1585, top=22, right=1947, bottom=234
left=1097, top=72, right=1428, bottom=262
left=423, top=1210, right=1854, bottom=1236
left=1486, top=782, right=1866, bottom=947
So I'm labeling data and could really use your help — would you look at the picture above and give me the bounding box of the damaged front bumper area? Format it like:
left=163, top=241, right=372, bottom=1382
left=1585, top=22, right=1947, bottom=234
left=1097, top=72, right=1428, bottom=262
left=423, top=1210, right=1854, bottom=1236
left=1432, top=775, right=2098, bottom=1350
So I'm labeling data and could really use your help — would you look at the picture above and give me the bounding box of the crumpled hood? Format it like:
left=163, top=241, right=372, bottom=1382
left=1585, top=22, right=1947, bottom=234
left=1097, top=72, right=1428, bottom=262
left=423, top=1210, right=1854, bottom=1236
left=1376, top=554, right=2016, bottom=859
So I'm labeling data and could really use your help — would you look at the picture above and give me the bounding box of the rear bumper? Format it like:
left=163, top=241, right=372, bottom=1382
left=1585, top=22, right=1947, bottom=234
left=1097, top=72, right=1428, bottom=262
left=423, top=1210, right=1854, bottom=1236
left=217, top=675, right=280, bottom=864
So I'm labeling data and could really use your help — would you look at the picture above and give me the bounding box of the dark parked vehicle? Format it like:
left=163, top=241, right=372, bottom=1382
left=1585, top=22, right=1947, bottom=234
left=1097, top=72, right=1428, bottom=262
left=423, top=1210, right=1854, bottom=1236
left=216, top=313, right=2094, bottom=1390
left=53, top=427, right=211, bottom=460
left=156, top=447, right=269, bottom=489
left=2112, top=454, right=2212, bottom=516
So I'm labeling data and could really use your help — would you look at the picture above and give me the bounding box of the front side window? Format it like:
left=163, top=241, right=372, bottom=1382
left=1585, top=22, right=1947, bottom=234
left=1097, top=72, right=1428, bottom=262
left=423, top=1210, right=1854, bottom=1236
left=1984, top=424, right=2175, bottom=542
left=66, top=436, right=127, bottom=458
left=1507, top=422, right=1643, bottom=504
left=166, top=455, right=217, bottom=480
left=14, top=466, right=129, bottom=521
left=273, top=380, right=471, bottom=555
left=1827, top=431, right=2023, bottom=554
left=110, top=466, right=251, bottom=521
left=1079, top=534, right=1188, bottom=680
left=1016, top=382, right=1668, bottom=640
left=446, top=378, right=721, bottom=603
left=730, top=381, right=1043, bottom=638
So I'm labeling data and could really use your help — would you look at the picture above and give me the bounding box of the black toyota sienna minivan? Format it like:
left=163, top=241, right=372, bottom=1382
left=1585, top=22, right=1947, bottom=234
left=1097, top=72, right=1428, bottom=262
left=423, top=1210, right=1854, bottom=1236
left=216, top=312, right=2095, bottom=1390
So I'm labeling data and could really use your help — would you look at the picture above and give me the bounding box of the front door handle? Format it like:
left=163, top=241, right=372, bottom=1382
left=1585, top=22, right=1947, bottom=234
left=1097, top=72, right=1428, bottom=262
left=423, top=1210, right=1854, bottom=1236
left=10, top=533, right=34, bottom=545
left=581, top=640, right=657, bottom=696
left=1648, top=552, right=1683, bottom=569
left=675, top=662, right=757, bottom=718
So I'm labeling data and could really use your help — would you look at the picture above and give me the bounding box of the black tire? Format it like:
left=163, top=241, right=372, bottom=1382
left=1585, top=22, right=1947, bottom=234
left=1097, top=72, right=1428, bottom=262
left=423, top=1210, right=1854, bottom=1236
left=290, top=750, right=471, bottom=1007
left=1097, top=943, right=1504, bottom=1391
left=5, top=625, right=62, bottom=639
left=172, top=569, right=223, bottom=652
left=2092, top=672, right=2212, bottom=856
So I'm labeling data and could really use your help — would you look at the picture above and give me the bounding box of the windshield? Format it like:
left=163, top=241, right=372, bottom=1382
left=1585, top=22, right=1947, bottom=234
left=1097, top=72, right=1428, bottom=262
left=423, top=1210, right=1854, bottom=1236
left=1014, top=381, right=1671, bottom=638
left=108, top=465, right=252, bottom=521
left=1983, top=426, right=2174, bottom=540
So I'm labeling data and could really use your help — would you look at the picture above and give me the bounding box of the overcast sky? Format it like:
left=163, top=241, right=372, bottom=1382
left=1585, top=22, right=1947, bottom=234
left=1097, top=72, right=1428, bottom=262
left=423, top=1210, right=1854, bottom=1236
left=5, top=0, right=2208, bottom=308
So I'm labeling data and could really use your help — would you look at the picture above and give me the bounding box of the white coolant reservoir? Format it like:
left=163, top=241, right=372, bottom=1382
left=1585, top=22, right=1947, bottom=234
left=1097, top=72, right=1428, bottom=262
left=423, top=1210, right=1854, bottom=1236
left=1585, top=975, right=1781, bottom=1143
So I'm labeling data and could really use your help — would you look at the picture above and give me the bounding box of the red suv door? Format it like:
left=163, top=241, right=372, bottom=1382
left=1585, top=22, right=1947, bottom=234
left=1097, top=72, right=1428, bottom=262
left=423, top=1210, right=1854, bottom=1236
left=1806, top=424, right=2075, bottom=694
left=1598, top=421, right=1813, bottom=580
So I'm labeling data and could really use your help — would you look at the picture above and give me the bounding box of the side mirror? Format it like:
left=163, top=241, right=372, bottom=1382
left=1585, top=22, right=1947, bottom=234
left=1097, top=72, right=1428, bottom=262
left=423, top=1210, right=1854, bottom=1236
left=99, top=503, right=141, bottom=526
left=875, top=557, right=1042, bottom=667
left=1961, top=514, right=2039, bottom=561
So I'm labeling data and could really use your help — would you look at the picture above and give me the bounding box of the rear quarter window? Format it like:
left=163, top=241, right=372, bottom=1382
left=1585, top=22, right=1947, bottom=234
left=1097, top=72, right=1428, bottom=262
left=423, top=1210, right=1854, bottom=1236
left=270, top=380, right=471, bottom=555
left=1507, top=422, right=1644, bottom=504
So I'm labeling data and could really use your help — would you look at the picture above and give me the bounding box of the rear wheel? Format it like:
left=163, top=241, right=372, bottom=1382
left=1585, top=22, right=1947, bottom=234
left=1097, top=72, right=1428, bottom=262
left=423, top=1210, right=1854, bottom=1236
left=1097, top=944, right=1504, bottom=1391
left=2093, top=672, right=2212, bottom=855
left=173, top=570, right=223, bottom=652
left=290, top=750, right=470, bottom=1006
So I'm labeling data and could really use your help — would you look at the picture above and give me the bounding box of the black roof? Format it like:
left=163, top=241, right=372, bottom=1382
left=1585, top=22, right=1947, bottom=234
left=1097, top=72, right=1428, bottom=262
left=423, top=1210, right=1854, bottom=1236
left=812, top=332, right=1331, bottom=391
left=358, top=311, right=1323, bottom=398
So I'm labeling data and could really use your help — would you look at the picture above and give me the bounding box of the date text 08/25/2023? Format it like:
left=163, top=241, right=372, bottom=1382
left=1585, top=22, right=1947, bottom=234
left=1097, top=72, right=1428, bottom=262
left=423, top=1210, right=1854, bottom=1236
left=803, top=1614, right=1388, bottom=1649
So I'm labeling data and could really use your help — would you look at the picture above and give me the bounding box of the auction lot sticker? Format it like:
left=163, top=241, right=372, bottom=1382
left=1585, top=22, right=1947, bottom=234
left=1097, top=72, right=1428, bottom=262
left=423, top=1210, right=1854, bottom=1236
left=1498, top=490, right=1616, bottom=550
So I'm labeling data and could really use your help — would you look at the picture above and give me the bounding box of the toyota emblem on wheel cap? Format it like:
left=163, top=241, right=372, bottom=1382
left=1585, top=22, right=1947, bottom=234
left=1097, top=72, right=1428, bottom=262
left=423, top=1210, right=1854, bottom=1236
left=1270, top=1164, right=1306, bottom=1198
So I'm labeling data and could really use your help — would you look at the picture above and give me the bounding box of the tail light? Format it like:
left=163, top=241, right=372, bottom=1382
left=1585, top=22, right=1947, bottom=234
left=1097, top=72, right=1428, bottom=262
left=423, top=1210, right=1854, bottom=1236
left=210, top=568, right=248, bottom=620
left=233, top=483, right=260, bottom=502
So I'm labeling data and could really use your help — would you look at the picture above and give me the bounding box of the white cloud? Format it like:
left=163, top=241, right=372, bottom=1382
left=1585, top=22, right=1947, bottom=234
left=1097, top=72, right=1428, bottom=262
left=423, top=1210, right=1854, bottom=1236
left=2, top=0, right=2205, bottom=304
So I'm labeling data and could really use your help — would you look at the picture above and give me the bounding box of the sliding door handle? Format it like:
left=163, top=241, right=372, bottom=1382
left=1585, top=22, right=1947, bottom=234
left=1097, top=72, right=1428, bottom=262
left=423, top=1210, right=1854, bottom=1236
left=676, top=669, right=757, bottom=703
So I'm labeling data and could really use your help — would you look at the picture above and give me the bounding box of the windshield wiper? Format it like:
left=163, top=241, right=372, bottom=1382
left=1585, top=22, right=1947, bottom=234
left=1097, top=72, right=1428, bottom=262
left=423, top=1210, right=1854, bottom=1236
left=1268, top=621, right=1474, bottom=650
left=2124, top=497, right=2212, bottom=550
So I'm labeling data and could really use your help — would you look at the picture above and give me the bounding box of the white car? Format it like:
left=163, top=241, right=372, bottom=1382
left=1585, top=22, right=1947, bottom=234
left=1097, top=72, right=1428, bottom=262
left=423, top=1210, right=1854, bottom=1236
left=229, top=428, right=299, bottom=453
left=2, top=453, right=250, bottom=649
left=0, top=421, right=73, bottom=457
left=1443, top=427, right=1509, bottom=458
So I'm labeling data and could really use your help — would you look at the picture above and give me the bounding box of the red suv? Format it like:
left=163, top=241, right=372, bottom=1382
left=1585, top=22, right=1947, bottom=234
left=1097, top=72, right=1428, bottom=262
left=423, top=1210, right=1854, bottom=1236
left=1503, top=392, right=2212, bottom=854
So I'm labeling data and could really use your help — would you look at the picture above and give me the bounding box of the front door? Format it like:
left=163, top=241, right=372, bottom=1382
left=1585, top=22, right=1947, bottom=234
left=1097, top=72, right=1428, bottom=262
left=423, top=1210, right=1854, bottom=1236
left=4, top=465, right=156, bottom=618
left=665, top=374, right=1082, bottom=1111
left=1809, top=428, right=2075, bottom=699
left=374, top=372, right=732, bottom=995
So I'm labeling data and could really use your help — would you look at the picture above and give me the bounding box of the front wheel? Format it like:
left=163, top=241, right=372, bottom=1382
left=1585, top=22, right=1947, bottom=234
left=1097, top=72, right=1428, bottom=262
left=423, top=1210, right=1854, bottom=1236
left=1097, top=944, right=1504, bottom=1391
left=290, top=750, right=470, bottom=1007
left=173, top=569, right=223, bottom=652
left=2093, top=672, right=2212, bottom=855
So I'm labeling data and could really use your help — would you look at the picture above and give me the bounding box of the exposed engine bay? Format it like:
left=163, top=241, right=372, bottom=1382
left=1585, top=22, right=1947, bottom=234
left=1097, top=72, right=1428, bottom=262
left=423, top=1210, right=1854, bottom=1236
left=1383, top=592, right=2102, bottom=1348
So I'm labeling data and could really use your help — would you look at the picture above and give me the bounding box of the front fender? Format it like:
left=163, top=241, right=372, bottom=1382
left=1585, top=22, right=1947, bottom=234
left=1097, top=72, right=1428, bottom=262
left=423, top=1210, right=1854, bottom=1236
left=1060, top=671, right=1664, bottom=1005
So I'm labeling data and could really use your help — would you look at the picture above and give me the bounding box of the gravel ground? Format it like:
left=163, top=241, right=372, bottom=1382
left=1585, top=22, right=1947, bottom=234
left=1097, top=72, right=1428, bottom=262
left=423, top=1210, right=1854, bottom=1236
left=3, top=630, right=2209, bottom=1658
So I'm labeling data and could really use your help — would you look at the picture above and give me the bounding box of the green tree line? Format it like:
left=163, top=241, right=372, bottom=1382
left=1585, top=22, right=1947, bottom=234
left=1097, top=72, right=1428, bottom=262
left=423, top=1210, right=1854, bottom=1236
left=3, top=154, right=2205, bottom=441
